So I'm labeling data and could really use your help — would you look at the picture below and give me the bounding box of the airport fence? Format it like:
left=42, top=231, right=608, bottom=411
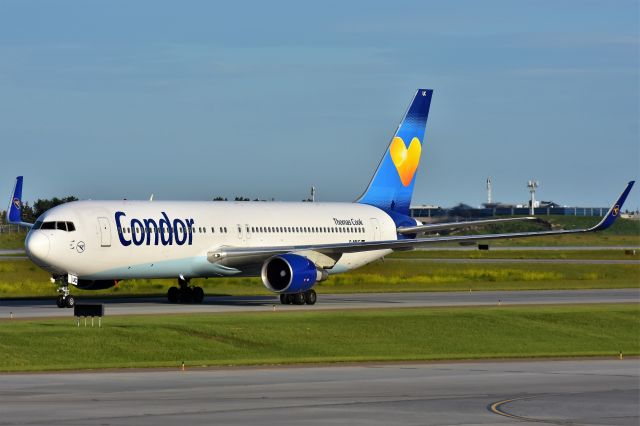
left=0, top=224, right=23, bottom=233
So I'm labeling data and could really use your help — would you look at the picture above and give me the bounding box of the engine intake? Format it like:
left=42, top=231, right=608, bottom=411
left=261, top=253, right=327, bottom=294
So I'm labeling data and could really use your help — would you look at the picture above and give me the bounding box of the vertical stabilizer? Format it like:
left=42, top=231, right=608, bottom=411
left=357, top=89, right=432, bottom=216
left=7, top=176, right=32, bottom=227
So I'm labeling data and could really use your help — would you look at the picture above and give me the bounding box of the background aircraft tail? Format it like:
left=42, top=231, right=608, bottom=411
left=7, top=176, right=32, bottom=228
left=357, top=89, right=432, bottom=217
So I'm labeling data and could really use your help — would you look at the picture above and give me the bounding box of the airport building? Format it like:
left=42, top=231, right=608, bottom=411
left=410, top=204, right=610, bottom=219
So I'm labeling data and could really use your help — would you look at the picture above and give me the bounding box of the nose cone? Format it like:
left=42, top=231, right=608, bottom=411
left=26, top=232, right=50, bottom=263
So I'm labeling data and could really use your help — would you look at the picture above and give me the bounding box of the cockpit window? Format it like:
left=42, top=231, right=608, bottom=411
left=38, top=221, right=76, bottom=231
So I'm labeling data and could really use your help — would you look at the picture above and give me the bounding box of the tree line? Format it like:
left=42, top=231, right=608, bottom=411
left=1, top=194, right=316, bottom=224
left=0, top=196, right=78, bottom=224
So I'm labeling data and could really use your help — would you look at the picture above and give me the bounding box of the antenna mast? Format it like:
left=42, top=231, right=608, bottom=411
left=527, top=180, right=539, bottom=215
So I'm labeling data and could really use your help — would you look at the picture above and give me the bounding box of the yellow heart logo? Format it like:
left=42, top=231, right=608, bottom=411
left=389, top=136, right=421, bottom=186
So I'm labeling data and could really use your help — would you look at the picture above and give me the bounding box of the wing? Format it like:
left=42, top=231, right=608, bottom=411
left=209, top=181, right=635, bottom=269
left=397, top=216, right=537, bottom=235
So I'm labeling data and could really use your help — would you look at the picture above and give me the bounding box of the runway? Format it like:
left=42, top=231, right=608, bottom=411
left=0, top=359, right=637, bottom=425
left=1, top=289, right=637, bottom=319
left=394, top=258, right=640, bottom=264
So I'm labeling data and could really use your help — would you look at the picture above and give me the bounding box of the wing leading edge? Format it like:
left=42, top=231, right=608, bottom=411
left=208, top=181, right=635, bottom=267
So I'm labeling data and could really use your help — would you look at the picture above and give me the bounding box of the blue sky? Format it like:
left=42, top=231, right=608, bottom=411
left=1, top=0, right=638, bottom=210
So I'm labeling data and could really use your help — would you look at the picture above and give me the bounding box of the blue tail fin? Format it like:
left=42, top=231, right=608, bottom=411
left=357, top=89, right=433, bottom=216
left=7, top=176, right=32, bottom=227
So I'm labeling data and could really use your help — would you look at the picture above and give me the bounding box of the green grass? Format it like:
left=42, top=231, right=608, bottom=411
left=483, top=233, right=640, bottom=247
left=0, top=232, right=26, bottom=249
left=390, top=249, right=640, bottom=260
left=0, top=258, right=638, bottom=298
left=0, top=304, right=637, bottom=372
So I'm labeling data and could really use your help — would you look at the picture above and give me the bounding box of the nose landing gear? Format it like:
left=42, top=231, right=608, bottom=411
left=54, top=279, right=76, bottom=308
left=167, top=277, right=205, bottom=304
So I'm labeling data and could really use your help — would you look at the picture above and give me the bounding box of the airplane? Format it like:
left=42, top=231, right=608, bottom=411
left=6, top=89, right=635, bottom=308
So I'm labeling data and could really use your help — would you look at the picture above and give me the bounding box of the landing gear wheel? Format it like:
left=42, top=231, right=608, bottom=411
left=279, top=294, right=287, bottom=304
left=54, top=278, right=71, bottom=309
left=167, top=287, right=180, bottom=303
left=293, top=293, right=306, bottom=305
left=192, top=286, right=204, bottom=304
left=304, top=289, right=317, bottom=305
left=65, top=295, right=76, bottom=309
left=179, top=287, right=193, bottom=304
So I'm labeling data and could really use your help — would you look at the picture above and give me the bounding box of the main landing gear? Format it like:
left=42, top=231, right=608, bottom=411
left=279, top=289, right=317, bottom=306
left=55, top=280, right=76, bottom=309
left=167, top=277, right=204, bottom=304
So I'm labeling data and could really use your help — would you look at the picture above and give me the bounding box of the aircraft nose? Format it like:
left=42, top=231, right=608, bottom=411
left=26, top=232, right=50, bottom=262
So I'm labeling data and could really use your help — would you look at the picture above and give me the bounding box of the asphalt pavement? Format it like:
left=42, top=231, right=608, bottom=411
left=0, top=359, right=637, bottom=425
left=1, top=289, right=638, bottom=319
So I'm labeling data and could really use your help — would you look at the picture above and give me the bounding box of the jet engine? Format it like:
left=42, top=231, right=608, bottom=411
left=261, top=253, right=327, bottom=294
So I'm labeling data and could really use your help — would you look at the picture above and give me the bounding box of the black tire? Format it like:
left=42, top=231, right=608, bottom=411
left=65, top=295, right=76, bottom=309
left=167, top=286, right=180, bottom=303
left=192, top=286, right=205, bottom=304
left=284, top=294, right=294, bottom=304
left=180, top=287, right=193, bottom=304
left=279, top=294, right=287, bottom=304
left=56, top=295, right=66, bottom=308
left=293, top=293, right=306, bottom=305
left=304, top=289, right=317, bottom=305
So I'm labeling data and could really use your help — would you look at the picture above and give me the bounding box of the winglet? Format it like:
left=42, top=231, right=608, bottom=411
left=7, top=176, right=32, bottom=228
left=589, top=181, right=635, bottom=232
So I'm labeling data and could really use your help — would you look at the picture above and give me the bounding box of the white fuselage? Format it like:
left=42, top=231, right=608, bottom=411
left=25, top=200, right=397, bottom=281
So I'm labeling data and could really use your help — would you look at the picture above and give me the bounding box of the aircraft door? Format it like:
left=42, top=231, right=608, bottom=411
left=370, top=218, right=381, bottom=241
left=236, top=224, right=244, bottom=240
left=98, top=217, right=111, bottom=247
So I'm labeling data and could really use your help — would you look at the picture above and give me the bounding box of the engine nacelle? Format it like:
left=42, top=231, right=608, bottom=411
left=261, top=253, right=327, bottom=294
left=76, top=279, right=118, bottom=290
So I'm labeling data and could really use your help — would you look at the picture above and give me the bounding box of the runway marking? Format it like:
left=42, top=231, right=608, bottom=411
left=489, top=394, right=568, bottom=425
